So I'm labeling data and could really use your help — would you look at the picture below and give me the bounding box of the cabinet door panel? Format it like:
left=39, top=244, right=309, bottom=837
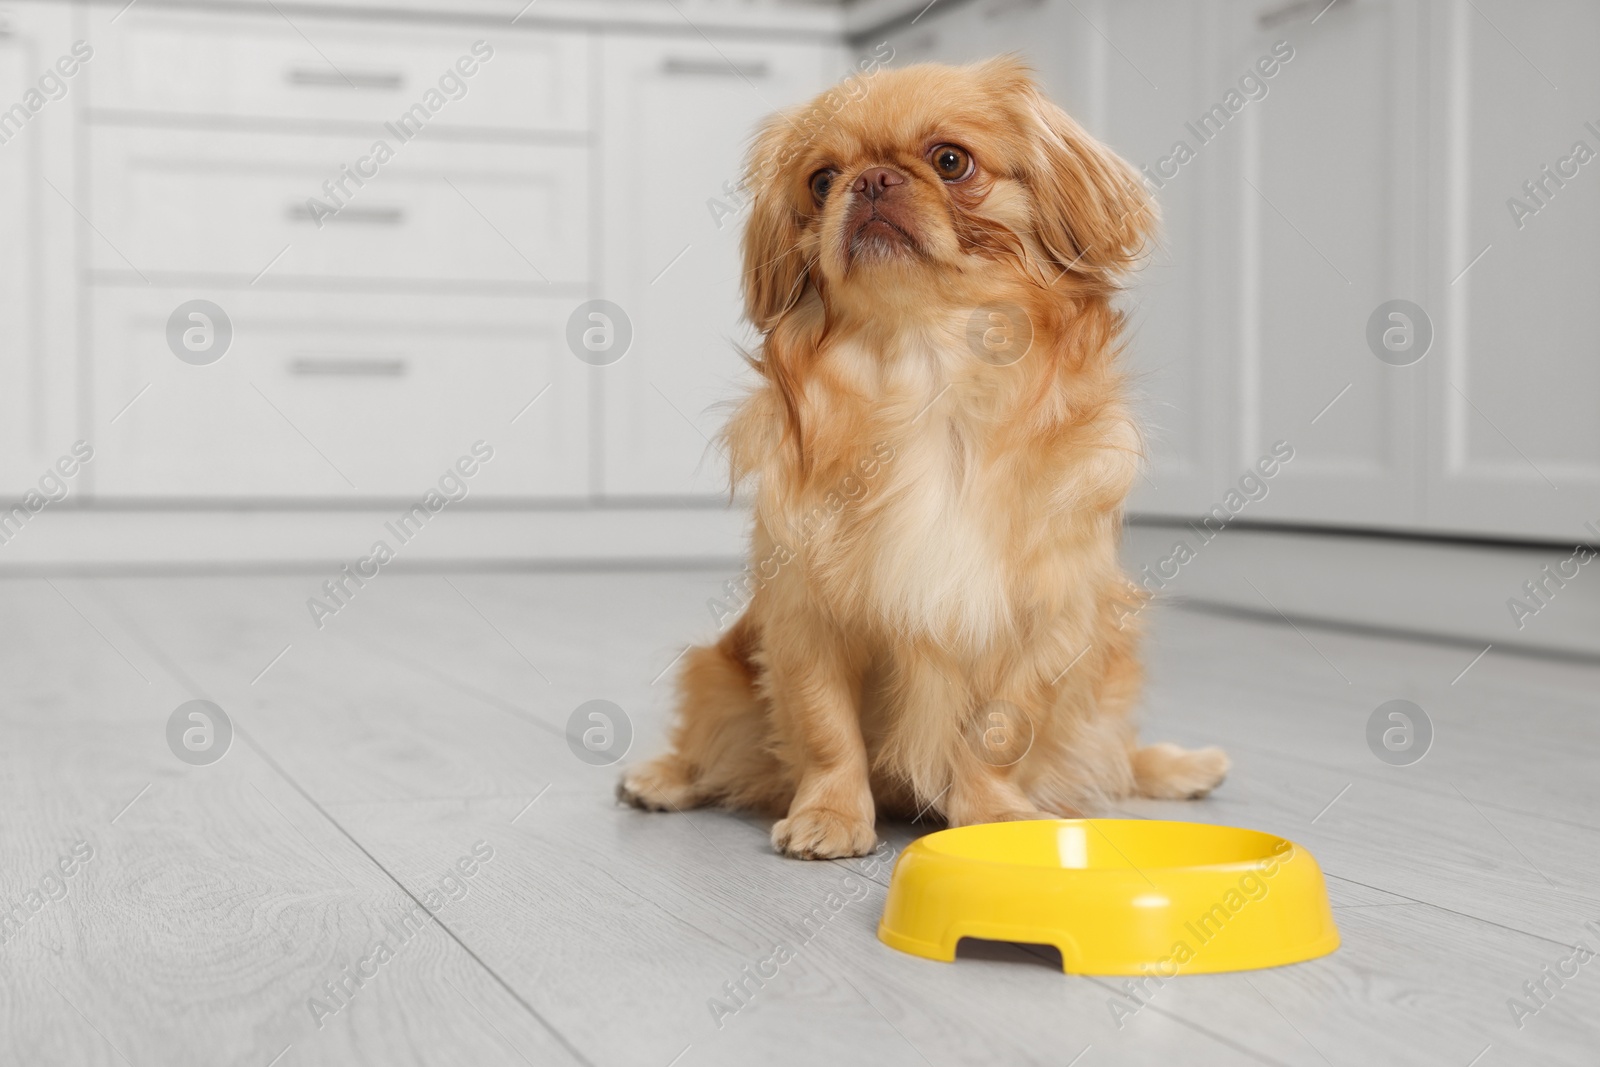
left=870, top=0, right=1084, bottom=112
left=1094, top=0, right=1224, bottom=516
left=1224, top=0, right=1423, bottom=527
left=599, top=37, right=833, bottom=497
left=1427, top=0, right=1600, bottom=540
left=0, top=3, right=78, bottom=495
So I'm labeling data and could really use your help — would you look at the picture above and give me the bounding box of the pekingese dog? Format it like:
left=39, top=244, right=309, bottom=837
left=619, top=58, right=1228, bottom=859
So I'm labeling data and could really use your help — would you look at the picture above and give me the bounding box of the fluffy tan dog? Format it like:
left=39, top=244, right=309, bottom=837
left=619, top=58, right=1228, bottom=859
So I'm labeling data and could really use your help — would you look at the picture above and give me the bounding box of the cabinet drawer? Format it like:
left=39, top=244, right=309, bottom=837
left=90, top=127, right=586, bottom=285
left=93, top=11, right=589, bottom=132
left=92, top=288, right=589, bottom=499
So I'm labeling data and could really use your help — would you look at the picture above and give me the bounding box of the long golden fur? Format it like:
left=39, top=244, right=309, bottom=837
left=619, top=58, right=1229, bottom=859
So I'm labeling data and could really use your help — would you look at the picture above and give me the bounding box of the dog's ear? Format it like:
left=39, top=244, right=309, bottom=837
left=740, top=112, right=811, bottom=331
left=986, top=60, right=1156, bottom=283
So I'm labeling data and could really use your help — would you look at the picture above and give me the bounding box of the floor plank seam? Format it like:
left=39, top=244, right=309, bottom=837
left=346, top=631, right=567, bottom=741
left=84, top=582, right=599, bottom=1067
left=1209, top=735, right=1600, bottom=837
left=240, top=728, right=600, bottom=1067
left=1321, top=872, right=1585, bottom=951
left=1169, top=599, right=1600, bottom=667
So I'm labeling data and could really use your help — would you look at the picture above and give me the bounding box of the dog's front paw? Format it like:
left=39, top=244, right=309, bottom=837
left=617, top=756, right=700, bottom=812
left=771, top=808, right=877, bottom=860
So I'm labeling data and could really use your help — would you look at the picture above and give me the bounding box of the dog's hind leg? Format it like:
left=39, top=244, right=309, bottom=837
left=618, top=614, right=791, bottom=815
left=1131, top=742, right=1230, bottom=800
left=1028, top=625, right=1229, bottom=808
left=1097, top=633, right=1230, bottom=800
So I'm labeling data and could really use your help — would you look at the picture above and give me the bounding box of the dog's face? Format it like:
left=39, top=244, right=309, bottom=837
left=741, top=58, right=1155, bottom=329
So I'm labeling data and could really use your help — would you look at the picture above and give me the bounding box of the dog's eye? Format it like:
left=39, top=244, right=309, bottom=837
left=929, top=144, right=974, bottom=182
left=810, top=168, right=837, bottom=204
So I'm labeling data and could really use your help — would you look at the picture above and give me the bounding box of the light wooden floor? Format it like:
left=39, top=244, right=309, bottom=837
left=4, top=568, right=1599, bottom=1067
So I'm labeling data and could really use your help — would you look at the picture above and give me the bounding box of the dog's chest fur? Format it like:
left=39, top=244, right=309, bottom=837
left=787, top=337, right=1034, bottom=648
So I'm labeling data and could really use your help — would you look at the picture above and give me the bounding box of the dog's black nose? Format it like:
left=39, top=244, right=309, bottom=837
left=853, top=167, right=905, bottom=201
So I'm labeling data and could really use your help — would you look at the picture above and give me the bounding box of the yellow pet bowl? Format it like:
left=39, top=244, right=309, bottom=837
left=878, top=819, right=1338, bottom=975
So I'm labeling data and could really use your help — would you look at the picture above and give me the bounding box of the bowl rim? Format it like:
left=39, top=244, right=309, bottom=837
left=911, top=818, right=1300, bottom=874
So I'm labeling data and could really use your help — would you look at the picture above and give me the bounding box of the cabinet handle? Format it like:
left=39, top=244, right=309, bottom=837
left=287, top=203, right=405, bottom=226
left=286, top=66, right=405, bottom=90
left=661, top=57, right=770, bottom=79
left=288, top=357, right=408, bottom=378
left=1258, top=0, right=1351, bottom=28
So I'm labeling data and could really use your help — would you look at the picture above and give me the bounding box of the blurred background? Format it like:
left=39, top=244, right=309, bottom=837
left=2, top=0, right=1595, bottom=654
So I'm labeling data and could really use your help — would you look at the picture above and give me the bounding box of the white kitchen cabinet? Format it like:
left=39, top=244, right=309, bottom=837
left=1424, top=0, right=1600, bottom=541
left=598, top=34, right=838, bottom=497
left=3, top=0, right=1590, bottom=545
left=0, top=2, right=79, bottom=495
left=67, top=8, right=599, bottom=504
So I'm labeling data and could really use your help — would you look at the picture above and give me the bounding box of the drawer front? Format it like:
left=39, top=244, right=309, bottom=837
left=92, top=288, right=589, bottom=499
left=90, top=128, right=586, bottom=285
left=93, top=11, right=589, bottom=132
